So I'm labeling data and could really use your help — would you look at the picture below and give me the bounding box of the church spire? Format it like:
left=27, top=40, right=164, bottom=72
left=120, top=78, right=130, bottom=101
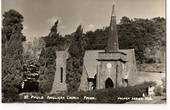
left=106, top=0, right=119, bottom=52
left=111, top=0, right=116, bottom=16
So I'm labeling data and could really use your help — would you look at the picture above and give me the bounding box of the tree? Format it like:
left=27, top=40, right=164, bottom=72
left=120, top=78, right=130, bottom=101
left=66, top=25, right=86, bottom=92
left=38, top=20, right=60, bottom=93
left=2, top=9, right=26, bottom=102
left=48, top=20, right=59, bottom=37
left=120, top=16, right=132, bottom=24
left=118, top=17, right=166, bottom=63
left=83, top=17, right=166, bottom=63
left=38, top=47, right=56, bottom=93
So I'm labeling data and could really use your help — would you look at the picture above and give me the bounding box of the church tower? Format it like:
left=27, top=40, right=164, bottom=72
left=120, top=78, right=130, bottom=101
left=96, top=0, right=127, bottom=89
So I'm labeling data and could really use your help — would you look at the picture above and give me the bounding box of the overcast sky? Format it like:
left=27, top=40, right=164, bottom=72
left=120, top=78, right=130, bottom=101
left=2, top=0, right=165, bottom=40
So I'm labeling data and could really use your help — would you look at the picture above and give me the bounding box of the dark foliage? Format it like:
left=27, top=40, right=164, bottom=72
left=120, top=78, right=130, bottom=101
left=40, top=17, right=165, bottom=64
left=2, top=9, right=26, bottom=102
left=38, top=47, right=56, bottom=93
left=85, top=17, right=166, bottom=63
left=66, top=25, right=86, bottom=93
left=38, top=20, right=62, bottom=93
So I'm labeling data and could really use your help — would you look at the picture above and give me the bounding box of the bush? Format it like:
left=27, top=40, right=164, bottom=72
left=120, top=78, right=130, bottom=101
left=154, top=85, right=164, bottom=96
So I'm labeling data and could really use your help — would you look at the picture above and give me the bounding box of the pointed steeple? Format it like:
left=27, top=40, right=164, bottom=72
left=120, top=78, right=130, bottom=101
left=111, top=0, right=116, bottom=17
left=106, top=0, right=119, bottom=52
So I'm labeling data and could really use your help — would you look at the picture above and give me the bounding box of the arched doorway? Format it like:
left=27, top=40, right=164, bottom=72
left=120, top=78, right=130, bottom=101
left=105, top=78, right=114, bottom=88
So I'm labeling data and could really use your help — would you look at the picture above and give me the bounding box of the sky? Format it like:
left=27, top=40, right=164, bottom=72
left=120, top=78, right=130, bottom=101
left=2, top=0, right=165, bottom=41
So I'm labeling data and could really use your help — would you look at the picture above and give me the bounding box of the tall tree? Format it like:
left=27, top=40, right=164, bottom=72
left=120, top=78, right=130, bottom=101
left=2, top=9, right=26, bottom=102
left=66, top=25, right=86, bottom=93
left=38, top=20, right=59, bottom=93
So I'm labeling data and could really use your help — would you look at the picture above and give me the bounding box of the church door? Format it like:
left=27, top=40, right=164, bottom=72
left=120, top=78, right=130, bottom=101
left=105, top=78, right=114, bottom=88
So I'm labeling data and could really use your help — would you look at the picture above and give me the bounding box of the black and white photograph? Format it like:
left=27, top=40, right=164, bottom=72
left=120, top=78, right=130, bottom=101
left=1, top=0, right=166, bottom=104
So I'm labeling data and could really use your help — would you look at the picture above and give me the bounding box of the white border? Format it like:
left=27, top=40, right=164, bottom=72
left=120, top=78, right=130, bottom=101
left=0, top=0, right=169, bottom=110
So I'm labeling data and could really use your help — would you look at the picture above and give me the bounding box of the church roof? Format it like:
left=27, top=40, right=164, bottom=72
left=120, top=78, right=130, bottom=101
left=56, top=49, right=137, bottom=78
left=84, top=50, right=104, bottom=78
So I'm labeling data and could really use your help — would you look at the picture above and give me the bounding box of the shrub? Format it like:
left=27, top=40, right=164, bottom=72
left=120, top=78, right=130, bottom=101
left=154, top=85, right=164, bottom=96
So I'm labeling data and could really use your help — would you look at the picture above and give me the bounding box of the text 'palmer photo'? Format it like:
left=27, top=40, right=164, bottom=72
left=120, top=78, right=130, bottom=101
left=1, top=0, right=166, bottom=104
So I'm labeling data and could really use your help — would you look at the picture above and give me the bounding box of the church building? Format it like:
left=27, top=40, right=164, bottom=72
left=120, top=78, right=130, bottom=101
left=50, top=1, right=138, bottom=94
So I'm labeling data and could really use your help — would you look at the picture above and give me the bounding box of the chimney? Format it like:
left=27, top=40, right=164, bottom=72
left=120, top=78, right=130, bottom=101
left=106, top=0, right=119, bottom=52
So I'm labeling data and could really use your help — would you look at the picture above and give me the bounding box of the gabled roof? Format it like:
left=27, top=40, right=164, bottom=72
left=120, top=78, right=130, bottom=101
left=84, top=50, right=104, bottom=78
left=56, top=49, right=136, bottom=78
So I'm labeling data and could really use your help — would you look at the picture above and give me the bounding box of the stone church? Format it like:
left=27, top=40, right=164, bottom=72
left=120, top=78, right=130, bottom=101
left=50, top=2, right=138, bottom=94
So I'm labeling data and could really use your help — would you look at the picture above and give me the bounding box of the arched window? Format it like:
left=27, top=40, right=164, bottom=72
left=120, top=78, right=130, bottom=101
left=60, top=67, right=63, bottom=83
